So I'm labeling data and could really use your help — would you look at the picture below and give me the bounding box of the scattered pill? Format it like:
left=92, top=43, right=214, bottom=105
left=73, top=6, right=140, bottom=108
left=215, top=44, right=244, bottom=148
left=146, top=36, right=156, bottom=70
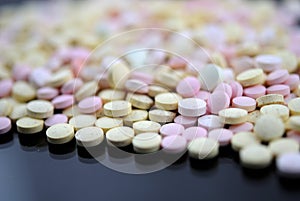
left=229, top=122, right=253, bottom=134
left=0, top=117, right=12, bottom=134
left=231, top=132, right=260, bottom=151
left=9, top=104, right=27, bottom=121
left=266, top=69, right=289, bottom=85
left=148, top=109, right=176, bottom=123
left=123, top=110, right=148, bottom=127
left=69, top=115, right=96, bottom=131
left=132, top=132, right=162, bottom=153
left=103, top=100, right=132, bottom=117
left=178, top=98, right=206, bottom=117
left=266, top=84, right=290, bottom=96
left=254, top=115, right=284, bottom=142
left=243, top=85, right=266, bottom=99
left=188, top=138, right=219, bottom=160
left=288, top=97, right=300, bottom=115
left=95, top=116, right=123, bottom=133
left=98, top=89, right=126, bottom=103
left=159, top=123, right=184, bottom=137
left=133, top=120, right=161, bottom=135
left=46, top=123, right=74, bottom=144
left=12, top=81, right=36, bottom=102
left=256, top=94, right=284, bottom=107
left=127, top=93, right=153, bottom=110
left=52, top=95, right=75, bottom=110
left=182, top=127, right=207, bottom=142
left=106, top=126, right=134, bottom=147
left=218, top=108, right=248, bottom=125
left=78, top=96, right=102, bottom=114
left=208, top=128, right=233, bottom=146
left=176, top=76, right=201, bottom=98
left=16, top=117, right=44, bottom=134
left=75, top=126, right=104, bottom=147
left=0, top=79, right=13, bottom=98
left=276, top=153, right=300, bottom=178
left=268, top=138, right=299, bottom=157
left=240, top=144, right=273, bottom=169
left=198, top=115, right=224, bottom=130
left=174, top=115, right=197, bottom=128
left=45, top=114, right=68, bottom=127
left=161, top=135, right=187, bottom=153
left=236, top=68, right=264, bottom=87
left=125, top=79, right=149, bottom=94
left=260, top=104, right=289, bottom=121
left=232, top=96, right=256, bottom=112
left=26, top=100, right=54, bottom=119
left=207, top=91, right=230, bottom=114
left=155, top=92, right=182, bottom=111
left=255, top=54, right=282, bottom=72
left=37, top=87, right=59, bottom=100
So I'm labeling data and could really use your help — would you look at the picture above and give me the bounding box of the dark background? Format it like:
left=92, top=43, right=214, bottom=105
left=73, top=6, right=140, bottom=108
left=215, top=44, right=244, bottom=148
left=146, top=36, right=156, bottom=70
left=0, top=0, right=300, bottom=201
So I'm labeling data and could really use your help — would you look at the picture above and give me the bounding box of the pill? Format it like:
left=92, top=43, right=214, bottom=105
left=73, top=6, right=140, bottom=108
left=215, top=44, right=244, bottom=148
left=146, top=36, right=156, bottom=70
left=275, top=51, right=298, bottom=73
left=288, top=97, right=300, bottom=115
left=236, top=68, right=264, bottom=87
left=178, top=98, right=206, bottom=117
left=132, top=132, right=162, bottom=153
left=0, top=116, right=12, bottom=134
left=130, top=71, right=153, bottom=85
left=188, top=138, right=219, bottom=160
left=243, top=85, right=266, bottom=99
left=29, top=68, right=51, bottom=87
left=61, top=78, right=83, bottom=94
left=260, top=104, right=289, bottom=121
left=207, top=91, right=230, bottom=114
left=256, top=94, right=284, bottom=107
left=133, top=120, right=161, bottom=134
left=0, top=99, right=13, bottom=116
left=174, top=115, right=197, bottom=128
left=198, top=115, right=224, bottom=130
left=75, top=81, right=99, bottom=101
left=176, top=76, right=201, bottom=98
left=107, top=61, right=130, bottom=89
left=254, top=115, right=284, bottom=142
left=9, top=104, right=27, bottom=121
left=98, top=89, right=126, bottom=103
left=286, top=130, right=300, bottom=144
left=46, top=123, right=74, bottom=144
left=37, top=87, right=59, bottom=100
left=214, top=83, right=233, bottom=99
left=268, top=138, right=299, bottom=157
left=26, top=100, right=54, bottom=119
left=0, top=79, right=13, bottom=98
left=45, top=114, right=68, bottom=127
left=182, top=127, right=207, bottom=142
left=103, top=100, right=132, bottom=117
left=75, top=126, right=104, bottom=147
left=266, top=69, right=289, bottom=85
left=208, top=128, right=233, bottom=146
left=127, top=93, right=153, bottom=110
left=283, top=74, right=300, bottom=91
left=276, top=153, right=300, bottom=178
left=148, top=109, right=176, bottom=124
left=16, top=117, right=44, bottom=134
left=239, top=144, right=273, bottom=169
left=194, top=90, right=210, bottom=101
left=231, top=56, right=254, bottom=74
left=62, top=105, right=81, bottom=118
left=286, top=116, right=300, bottom=132
left=52, top=95, right=75, bottom=109
left=12, top=65, right=31, bottom=81
left=161, top=135, right=187, bottom=153
left=78, top=96, right=102, bottom=114
left=198, top=64, right=222, bottom=91
left=69, top=115, right=96, bottom=131
left=123, top=110, right=148, bottom=127
left=125, top=79, right=149, bottom=94
left=155, top=92, right=182, bottom=111
left=229, top=81, right=243, bottom=98
left=218, top=108, right=248, bottom=125
left=231, top=132, right=260, bottom=151
left=232, top=96, right=256, bottom=112
left=95, top=116, right=123, bottom=133
left=46, top=69, right=73, bottom=88
left=106, top=126, right=134, bottom=147
left=12, top=81, right=36, bottom=102
left=229, top=122, right=253, bottom=134
left=266, top=84, right=290, bottom=96
left=159, top=123, right=185, bottom=137
left=154, top=67, right=182, bottom=89
left=255, top=54, right=282, bottom=72
left=148, top=85, right=168, bottom=97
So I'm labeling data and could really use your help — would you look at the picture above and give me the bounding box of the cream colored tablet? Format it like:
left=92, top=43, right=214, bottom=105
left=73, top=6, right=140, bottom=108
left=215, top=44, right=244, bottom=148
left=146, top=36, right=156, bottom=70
left=247, top=110, right=261, bottom=123
left=188, top=138, right=219, bottom=159
left=75, top=126, right=104, bottom=147
left=16, top=117, right=44, bottom=134
left=148, top=109, right=176, bottom=123
left=9, top=104, right=27, bottom=121
left=132, top=132, right=162, bottom=153
left=148, top=85, right=168, bottom=97
left=268, top=138, right=299, bottom=157
left=288, top=98, right=300, bottom=115
left=218, top=108, right=248, bottom=125
left=155, top=92, right=182, bottom=111
left=123, top=110, right=148, bottom=127
left=154, top=67, right=182, bottom=89
left=63, top=105, right=82, bottom=118
left=26, top=100, right=54, bottom=119
left=254, top=115, right=284, bottom=142
left=0, top=99, right=13, bottom=116
left=98, top=89, right=126, bottom=103
left=46, top=123, right=74, bottom=144
left=126, top=93, right=153, bottom=110
left=133, top=120, right=161, bottom=134
left=106, top=126, right=135, bottom=147
left=260, top=104, right=289, bottom=121
left=231, top=132, right=260, bottom=151
left=69, top=115, right=96, bottom=131
left=75, top=81, right=99, bottom=101
left=107, top=61, right=130, bottom=89
left=286, top=116, right=300, bottom=132
left=12, top=81, right=36, bottom=102
left=240, top=145, right=273, bottom=169
left=236, top=68, right=264, bottom=87
left=256, top=94, right=284, bottom=107
left=276, top=50, right=298, bottom=73
left=103, top=100, right=132, bottom=117
left=46, top=69, right=73, bottom=88
left=95, top=116, right=123, bottom=133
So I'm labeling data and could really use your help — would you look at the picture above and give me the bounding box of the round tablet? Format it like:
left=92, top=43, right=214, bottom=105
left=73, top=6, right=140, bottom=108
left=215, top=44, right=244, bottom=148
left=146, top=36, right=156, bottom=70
left=69, top=115, right=96, bottom=131
left=213, top=83, right=233, bottom=99
left=288, top=98, right=300, bottom=115
left=95, top=117, right=123, bottom=133
left=159, top=123, right=184, bottom=137
left=284, top=74, right=300, bottom=91
left=266, top=69, right=289, bottom=85
left=132, top=132, right=162, bottom=153
left=37, top=87, right=59, bottom=100
left=26, top=100, right=54, bottom=119
left=12, top=81, right=36, bottom=102
left=127, top=94, right=153, bottom=110
left=123, top=110, right=148, bottom=127
left=130, top=71, right=153, bottom=85
left=161, top=135, right=187, bottom=153
left=276, top=153, right=300, bottom=177
left=208, top=128, right=233, bottom=146
left=133, top=120, right=161, bottom=135
left=188, top=138, right=219, bottom=160
left=243, top=85, right=266, bottom=99
left=0, top=117, right=11, bottom=134
left=194, top=90, right=210, bottom=101
left=125, top=79, right=149, bottom=94
left=155, top=92, right=182, bottom=111
left=62, top=105, right=81, bottom=118
left=78, top=96, right=102, bottom=114
left=218, top=108, right=248, bottom=125
left=45, top=114, right=68, bottom=127
left=229, top=122, right=253, bottom=134
left=98, top=89, right=126, bottom=103
left=256, top=94, right=284, bottom=107
left=106, top=126, right=135, bottom=147
left=107, top=61, right=130, bottom=89
left=75, top=126, right=104, bottom=147
left=178, top=98, right=206, bottom=117
left=269, top=138, right=299, bottom=157
left=231, top=132, right=260, bottom=151
left=182, top=127, right=208, bottom=142
left=207, top=91, right=230, bottom=114
left=52, top=95, right=75, bottom=109
left=9, top=104, right=27, bottom=121
left=260, top=104, right=289, bottom=121
left=232, top=96, right=256, bottom=112
left=174, top=115, right=197, bottom=129
left=198, top=64, right=222, bottom=92
left=104, top=100, right=132, bottom=117
left=148, top=85, right=168, bottom=97
left=286, top=116, right=300, bottom=132
left=176, top=76, right=201, bottom=98
left=16, top=117, right=44, bottom=134
left=148, top=109, right=176, bottom=124
left=229, top=81, right=243, bottom=98
left=266, top=84, right=290, bottom=96
left=46, top=123, right=74, bottom=144
left=255, top=54, right=282, bottom=72
left=254, top=115, right=284, bottom=142
left=75, top=81, right=99, bottom=101
left=240, top=145, right=273, bottom=169
left=61, top=78, right=83, bottom=94
left=236, top=68, right=264, bottom=87
left=198, top=115, right=224, bottom=130
left=46, top=69, right=73, bottom=88
left=0, top=79, right=13, bottom=98
left=0, top=99, right=13, bottom=116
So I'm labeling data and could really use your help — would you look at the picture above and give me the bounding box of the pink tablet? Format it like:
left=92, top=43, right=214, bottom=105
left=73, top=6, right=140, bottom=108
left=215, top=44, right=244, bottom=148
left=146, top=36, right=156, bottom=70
left=229, top=122, right=253, bottom=134
left=160, top=123, right=185, bottom=137
left=174, top=115, right=197, bottom=128
left=52, top=95, right=75, bottom=109
left=78, top=96, right=102, bottom=113
left=37, top=87, right=59, bottom=100
left=0, top=79, right=13, bottom=98
left=266, top=84, right=290, bottom=96
left=45, top=114, right=68, bottom=127
left=182, top=126, right=207, bottom=142
left=208, top=128, right=233, bottom=146
left=176, top=76, right=201, bottom=98
left=0, top=117, right=11, bottom=134
left=243, top=85, right=266, bottom=99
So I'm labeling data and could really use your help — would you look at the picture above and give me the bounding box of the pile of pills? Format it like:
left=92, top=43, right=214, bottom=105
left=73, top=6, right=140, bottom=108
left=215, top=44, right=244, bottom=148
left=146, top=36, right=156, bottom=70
left=0, top=0, right=300, bottom=178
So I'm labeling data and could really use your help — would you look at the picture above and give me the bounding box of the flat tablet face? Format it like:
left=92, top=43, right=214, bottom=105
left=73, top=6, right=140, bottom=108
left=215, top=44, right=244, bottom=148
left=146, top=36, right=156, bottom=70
left=75, top=127, right=104, bottom=147
left=46, top=123, right=74, bottom=144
